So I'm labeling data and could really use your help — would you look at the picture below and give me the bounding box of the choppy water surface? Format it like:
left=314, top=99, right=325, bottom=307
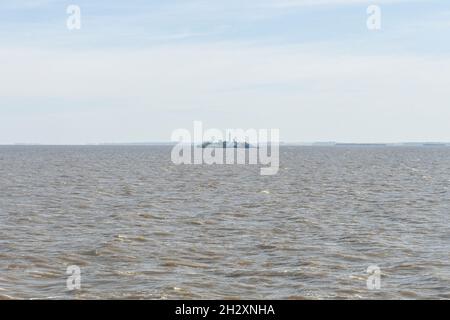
left=0, top=146, right=449, bottom=299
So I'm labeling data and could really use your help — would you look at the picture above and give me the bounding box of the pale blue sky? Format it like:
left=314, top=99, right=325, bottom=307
left=1, top=0, right=450, bottom=144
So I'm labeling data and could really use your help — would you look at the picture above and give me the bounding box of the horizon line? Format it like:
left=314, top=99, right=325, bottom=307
left=2, top=141, right=450, bottom=147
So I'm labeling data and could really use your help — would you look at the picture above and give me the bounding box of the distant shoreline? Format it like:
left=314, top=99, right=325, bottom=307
left=2, top=142, right=450, bottom=147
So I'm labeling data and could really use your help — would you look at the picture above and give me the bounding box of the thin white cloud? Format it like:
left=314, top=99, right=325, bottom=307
left=1, top=43, right=450, bottom=143
left=259, top=0, right=427, bottom=8
left=1, top=0, right=57, bottom=9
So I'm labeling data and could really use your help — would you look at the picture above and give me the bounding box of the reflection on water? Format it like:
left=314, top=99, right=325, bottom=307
left=0, top=146, right=449, bottom=299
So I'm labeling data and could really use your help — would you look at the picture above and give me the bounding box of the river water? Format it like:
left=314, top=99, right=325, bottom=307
left=0, top=146, right=449, bottom=299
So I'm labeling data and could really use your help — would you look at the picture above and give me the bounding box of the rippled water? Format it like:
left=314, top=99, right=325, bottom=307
left=0, top=146, right=449, bottom=299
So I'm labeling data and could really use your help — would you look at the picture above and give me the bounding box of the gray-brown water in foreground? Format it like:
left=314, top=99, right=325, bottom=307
left=0, top=146, right=449, bottom=299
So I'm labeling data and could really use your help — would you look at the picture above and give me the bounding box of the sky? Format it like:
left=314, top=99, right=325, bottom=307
left=0, top=0, right=449, bottom=144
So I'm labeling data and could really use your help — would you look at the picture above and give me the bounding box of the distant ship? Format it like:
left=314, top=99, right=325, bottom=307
left=200, top=134, right=254, bottom=149
left=201, top=140, right=252, bottom=149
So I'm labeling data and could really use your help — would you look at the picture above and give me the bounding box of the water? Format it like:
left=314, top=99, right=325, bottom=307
left=0, top=146, right=449, bottom=299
